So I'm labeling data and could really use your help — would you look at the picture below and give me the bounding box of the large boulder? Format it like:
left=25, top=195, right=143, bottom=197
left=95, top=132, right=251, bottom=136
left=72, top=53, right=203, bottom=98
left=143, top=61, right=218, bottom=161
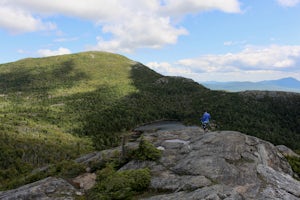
left=120, top=125, right=300, bottom=199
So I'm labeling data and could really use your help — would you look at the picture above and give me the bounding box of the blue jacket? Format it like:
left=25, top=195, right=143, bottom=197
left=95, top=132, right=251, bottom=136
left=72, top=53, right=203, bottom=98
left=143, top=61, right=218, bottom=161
left=201, top=112, right=211, bottom=123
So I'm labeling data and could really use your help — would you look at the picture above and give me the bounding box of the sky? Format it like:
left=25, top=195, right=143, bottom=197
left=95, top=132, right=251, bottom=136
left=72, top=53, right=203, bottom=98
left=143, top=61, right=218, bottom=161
left=1, top=0, right=300, bottom=82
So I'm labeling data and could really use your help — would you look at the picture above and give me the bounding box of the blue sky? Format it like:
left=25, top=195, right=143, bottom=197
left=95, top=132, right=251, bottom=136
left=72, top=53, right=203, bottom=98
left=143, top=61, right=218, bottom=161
left=1, top=0, right=300, bottom=82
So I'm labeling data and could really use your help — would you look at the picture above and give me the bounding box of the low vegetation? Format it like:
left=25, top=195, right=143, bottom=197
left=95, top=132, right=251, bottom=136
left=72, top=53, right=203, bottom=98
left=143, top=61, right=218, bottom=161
left=85, top=137, right=161, bottom=199
left=286, top=155, right=300, bottom=180
left=0, top=51, right=299, bottom=189
left=88, top=164, right=151, bottom=200
left=129, top=137, right=162, bottom=161
left=2, top=160, right=86, bottom=190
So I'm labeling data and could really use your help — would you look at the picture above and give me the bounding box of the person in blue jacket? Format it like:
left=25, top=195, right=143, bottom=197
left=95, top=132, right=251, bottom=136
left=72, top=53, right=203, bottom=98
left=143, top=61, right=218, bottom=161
left=201, top=111, right=211, bottom=130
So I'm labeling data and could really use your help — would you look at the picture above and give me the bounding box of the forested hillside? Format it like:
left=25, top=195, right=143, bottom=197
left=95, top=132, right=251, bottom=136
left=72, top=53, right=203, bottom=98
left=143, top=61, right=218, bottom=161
left=0, top=51, right=299, bottom=189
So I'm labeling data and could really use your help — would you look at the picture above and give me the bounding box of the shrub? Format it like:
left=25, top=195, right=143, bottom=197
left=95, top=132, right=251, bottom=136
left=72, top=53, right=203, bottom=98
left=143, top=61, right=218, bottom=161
left=122, top=168, right=151, bottom=191
left=286, top=156, right=300, bottom=179
left=52, top=160, right=86, bottom=178
left=131, top=138, right=162, bottom=161
left=88, top=164, right=151, bottom=199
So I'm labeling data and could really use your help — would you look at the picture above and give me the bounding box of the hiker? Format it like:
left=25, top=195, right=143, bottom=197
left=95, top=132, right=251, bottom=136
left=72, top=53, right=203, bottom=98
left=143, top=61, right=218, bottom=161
left=201, top=111, right=211, bottom=131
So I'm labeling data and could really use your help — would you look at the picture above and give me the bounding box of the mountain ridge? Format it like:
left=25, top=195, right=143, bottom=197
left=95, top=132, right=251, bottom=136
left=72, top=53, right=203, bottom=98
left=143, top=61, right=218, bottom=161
left=202, top=77, right=300, bottom=93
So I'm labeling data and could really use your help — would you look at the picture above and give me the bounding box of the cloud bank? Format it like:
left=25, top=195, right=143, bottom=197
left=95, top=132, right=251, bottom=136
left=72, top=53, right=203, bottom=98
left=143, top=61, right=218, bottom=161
left=0, top=0, right=241, bottom=51
left=147, top=45, right=300, bottom=82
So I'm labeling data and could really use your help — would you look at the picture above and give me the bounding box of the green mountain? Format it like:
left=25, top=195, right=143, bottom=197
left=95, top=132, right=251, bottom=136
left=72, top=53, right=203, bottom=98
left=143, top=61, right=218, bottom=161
left=0, top=51, right=299, bottom=189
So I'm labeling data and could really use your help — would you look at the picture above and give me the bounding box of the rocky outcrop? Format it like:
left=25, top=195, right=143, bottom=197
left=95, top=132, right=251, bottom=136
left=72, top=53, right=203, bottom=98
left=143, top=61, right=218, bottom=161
left=277, top=145, right=300, bottom=158
left=1, top=122, right=299, bottom=199
left=71, top=173, right=96, bottom=190
left=0, top=177, right=82, bottom=200
left=120, top=124, right=300, bottom=200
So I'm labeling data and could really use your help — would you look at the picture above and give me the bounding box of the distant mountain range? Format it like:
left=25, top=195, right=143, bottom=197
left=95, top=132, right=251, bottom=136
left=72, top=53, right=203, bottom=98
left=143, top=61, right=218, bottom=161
left=201, top=77, right=300, bottom=93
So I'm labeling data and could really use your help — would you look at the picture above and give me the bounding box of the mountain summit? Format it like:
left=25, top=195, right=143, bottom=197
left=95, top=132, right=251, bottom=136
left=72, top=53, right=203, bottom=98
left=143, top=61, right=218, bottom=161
left=262, top=77, right=300, bottom=89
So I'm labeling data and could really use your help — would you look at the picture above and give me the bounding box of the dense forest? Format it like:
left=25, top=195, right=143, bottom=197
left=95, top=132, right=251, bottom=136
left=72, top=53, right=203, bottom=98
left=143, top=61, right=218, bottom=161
left=0, top=51, right=299, bottom=189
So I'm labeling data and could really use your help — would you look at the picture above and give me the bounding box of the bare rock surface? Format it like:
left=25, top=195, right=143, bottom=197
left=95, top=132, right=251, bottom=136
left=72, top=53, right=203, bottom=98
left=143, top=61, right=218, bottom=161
left=121, top=123, right=300, bottom=200
left=0, top=177, right=81, bottom=200
left=277, top=144, right=300, bottom=158
left=71, top=173, right=96, bottom=190
left=1, top=122, right=300, bottom=199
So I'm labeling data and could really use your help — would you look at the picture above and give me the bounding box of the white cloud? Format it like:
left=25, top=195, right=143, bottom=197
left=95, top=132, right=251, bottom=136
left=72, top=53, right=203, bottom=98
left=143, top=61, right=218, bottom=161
left=147, top=61, right=180, bottom=75
left=0, top=6, right=55, bottom=33
left=277, top=0, right=300, bottom=7
left=37, top=47, right=71, bottom=57
left=147, top=45, right=300, bottom=82
left=178, top=45, right=300, bottom=72
left=7, top=0, right=241, bottom=21
left=161, top=0, right=241, bottom=16
left=93, top=15, right=188, bottom=52
left=1, top=0, right=241, bottom=52
left=7, top=0, right=125, bottom=22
